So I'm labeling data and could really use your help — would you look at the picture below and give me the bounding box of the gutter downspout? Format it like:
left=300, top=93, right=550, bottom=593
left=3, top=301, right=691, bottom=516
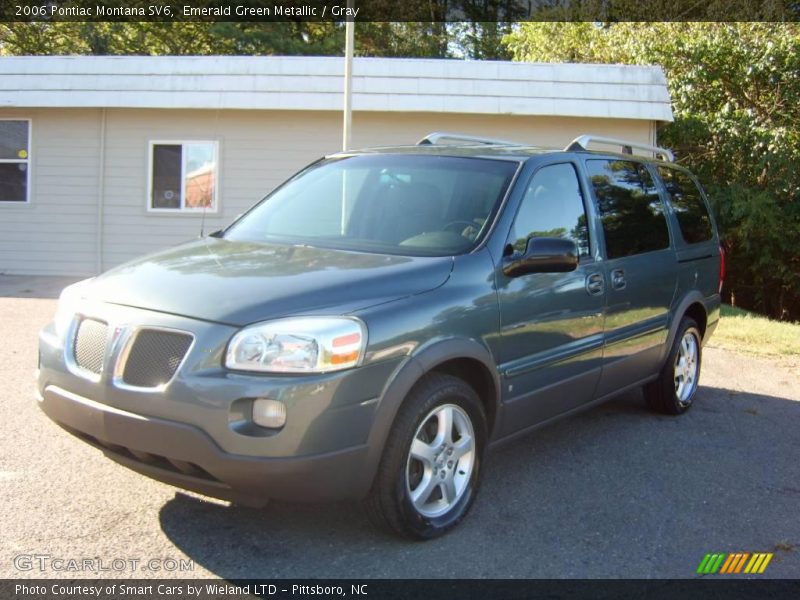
left=95, top=108, right=107, bottom=274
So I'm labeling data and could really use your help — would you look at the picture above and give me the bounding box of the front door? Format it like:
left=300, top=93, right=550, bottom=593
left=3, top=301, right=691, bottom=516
left=496, top=161, right=605, bottom=437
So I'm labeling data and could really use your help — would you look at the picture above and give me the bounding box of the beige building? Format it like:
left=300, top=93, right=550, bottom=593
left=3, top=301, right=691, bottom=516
left=0, top=56, right=673, bottom=276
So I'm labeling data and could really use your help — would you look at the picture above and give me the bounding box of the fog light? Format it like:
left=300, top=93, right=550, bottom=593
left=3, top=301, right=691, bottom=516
left=252, top=398, right=286, bottom=429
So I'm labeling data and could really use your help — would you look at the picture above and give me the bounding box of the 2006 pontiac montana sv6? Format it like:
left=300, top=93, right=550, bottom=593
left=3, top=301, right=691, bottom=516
left=37, top=133, right=723, bottom=539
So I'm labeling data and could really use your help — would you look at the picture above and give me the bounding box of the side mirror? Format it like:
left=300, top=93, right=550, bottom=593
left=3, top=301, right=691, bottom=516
left=503, top=237, right=578, bottom=277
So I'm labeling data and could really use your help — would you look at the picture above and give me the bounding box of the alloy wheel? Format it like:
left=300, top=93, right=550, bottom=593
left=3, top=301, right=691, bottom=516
left=405, top=404, right=475, bottom=518
left=674, top=330, right=700, bottom=406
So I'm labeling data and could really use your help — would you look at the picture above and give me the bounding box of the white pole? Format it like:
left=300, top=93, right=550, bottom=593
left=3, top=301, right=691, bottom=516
left=343, top=5, right=354, bottom=151
left=341, top=6, right=355, bottom=233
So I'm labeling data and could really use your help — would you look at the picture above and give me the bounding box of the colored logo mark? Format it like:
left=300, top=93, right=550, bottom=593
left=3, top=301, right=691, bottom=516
left=697, top=552, right=773, bottom=574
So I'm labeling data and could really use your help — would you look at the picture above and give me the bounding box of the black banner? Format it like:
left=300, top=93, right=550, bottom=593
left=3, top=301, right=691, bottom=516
left=0, top=0, right=798, bottom=22
left=3, top=579, right=800, bottom=600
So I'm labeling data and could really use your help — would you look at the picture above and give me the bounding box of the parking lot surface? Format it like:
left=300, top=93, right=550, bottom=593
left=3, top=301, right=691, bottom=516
left=1, top=276, right=798, bottom=579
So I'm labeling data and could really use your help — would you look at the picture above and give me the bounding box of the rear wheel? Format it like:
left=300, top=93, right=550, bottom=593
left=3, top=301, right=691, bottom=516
left=645, top=317, right=702, bottom=415
left=364, top=373, right=486, bottom=539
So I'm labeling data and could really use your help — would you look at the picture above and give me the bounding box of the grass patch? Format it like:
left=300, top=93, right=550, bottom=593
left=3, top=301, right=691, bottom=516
left=711, top=304, right=800, bottom=356
left=720, top=304, right=753, bottom=318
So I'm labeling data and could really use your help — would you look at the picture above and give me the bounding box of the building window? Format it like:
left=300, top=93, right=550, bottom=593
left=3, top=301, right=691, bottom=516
left=0, top=119, right=31, bottom=203
left=149, top=141, right=217, bottom=211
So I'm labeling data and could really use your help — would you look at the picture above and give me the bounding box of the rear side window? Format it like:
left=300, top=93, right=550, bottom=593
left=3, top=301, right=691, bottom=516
left=509, top=163, right=590, bottom=257
left=657, top=167, right=713, bottom=244
left=586, top=159, right=670, bottom=259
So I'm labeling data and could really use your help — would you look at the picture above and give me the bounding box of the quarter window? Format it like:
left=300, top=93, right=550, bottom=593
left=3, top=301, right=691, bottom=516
left=0, top=120, right=30, bottom=203
left=657, top=166, right=713, bottom=244
left=509, top=163, right=590, bottom=257
left=586, top=159, right=670, bottom=259
left=150, top=141, right=217, bottom=211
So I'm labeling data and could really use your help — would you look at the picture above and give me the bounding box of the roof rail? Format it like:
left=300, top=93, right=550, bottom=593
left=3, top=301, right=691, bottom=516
left=417, top=132, right=521, bottom=147
left=566, top=135, right=674, bottom=162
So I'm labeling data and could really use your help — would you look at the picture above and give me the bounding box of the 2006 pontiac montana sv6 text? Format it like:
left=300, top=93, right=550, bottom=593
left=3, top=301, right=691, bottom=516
left=37, top=133, right=723, bottom=539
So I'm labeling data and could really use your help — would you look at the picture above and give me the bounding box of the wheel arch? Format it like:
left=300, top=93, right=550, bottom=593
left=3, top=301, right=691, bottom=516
left=666, top=291, right=709, bottom=356
left=683, top=302, right=708, bottom=340
left=646, top=293, right=707, bottom=416
left=359, top=338, right=501, bottom=498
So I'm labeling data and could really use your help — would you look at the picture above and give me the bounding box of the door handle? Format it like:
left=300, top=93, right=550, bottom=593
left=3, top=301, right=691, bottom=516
left=586, top=273, right=604, bottom=296
left=611, top=268, right=626, bottom=290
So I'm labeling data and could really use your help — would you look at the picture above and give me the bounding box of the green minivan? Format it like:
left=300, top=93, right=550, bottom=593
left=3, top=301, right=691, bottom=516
left=37, top=133, right=723, bottom=539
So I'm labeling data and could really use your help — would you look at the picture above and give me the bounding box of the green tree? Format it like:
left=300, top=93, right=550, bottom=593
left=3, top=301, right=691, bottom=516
left=505, top=23, right=800, bottom=320
left=0, top=23, right=85, bottom=55
left=0, top=21, right=455, bottom=58
left=206, top=22, right=344, bottom=56
left=357, top=22, right=450, bottom=58
left=1, top=22, right=226, bottom=55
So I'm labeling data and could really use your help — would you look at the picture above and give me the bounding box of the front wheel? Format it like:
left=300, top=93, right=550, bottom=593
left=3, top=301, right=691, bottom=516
left=645, top=317, right=702, bottom=415
left=364, top=373, right=487, bottom=539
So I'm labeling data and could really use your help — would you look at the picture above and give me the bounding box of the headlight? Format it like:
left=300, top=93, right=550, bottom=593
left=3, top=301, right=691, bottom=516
left=225, top=317, right=367, bottom=374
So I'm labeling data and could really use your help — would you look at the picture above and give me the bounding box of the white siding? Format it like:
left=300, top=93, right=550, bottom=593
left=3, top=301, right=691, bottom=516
left=0, top=108, right=100, bottom=275
left=97, top=109, right=341, bottom=269
left=352, top=111, right=652, bottom=151
left=0, top=107, right=654, bottom=275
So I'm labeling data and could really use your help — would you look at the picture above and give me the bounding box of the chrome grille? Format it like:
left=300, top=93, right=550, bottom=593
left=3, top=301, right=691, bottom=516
left=121, top=329, right=193, bottom=388
left=73, top=319, right=108, bottom=375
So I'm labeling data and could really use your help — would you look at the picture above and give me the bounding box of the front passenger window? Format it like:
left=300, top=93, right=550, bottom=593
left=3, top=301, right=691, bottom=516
left=509, top=163, right=590, bottom=257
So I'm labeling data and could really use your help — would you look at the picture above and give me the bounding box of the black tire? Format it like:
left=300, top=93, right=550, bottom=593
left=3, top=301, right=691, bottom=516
left=364, top=372, right=487, bottom=540
left=644, top=316, right=702, bottom=415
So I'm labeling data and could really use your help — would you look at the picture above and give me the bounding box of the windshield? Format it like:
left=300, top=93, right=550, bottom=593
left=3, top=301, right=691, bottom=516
left=224, top=154, right=519, bottom=256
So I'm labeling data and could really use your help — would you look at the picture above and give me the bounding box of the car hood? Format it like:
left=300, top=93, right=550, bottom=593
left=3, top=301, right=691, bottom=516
left=84, top=238, right=453, bottom=326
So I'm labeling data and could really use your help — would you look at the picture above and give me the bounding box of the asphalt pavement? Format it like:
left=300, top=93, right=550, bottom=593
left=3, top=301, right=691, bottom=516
left=1, top=276, right=798, bottom=579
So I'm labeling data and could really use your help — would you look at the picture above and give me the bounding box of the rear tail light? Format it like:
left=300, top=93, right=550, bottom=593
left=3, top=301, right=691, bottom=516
left=718, top=245, right=726, bottom=294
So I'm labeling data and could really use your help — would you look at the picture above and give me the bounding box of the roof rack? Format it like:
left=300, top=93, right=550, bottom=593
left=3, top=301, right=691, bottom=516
left=566, top=135, right=674, bottom=162
left=417, top=132, right=521, bottom=147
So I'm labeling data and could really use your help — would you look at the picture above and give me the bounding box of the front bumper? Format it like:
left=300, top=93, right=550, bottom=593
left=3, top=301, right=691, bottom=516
left=38, top=385, right=370, bottom=506
left=37, top=301, right=402, bottom=505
